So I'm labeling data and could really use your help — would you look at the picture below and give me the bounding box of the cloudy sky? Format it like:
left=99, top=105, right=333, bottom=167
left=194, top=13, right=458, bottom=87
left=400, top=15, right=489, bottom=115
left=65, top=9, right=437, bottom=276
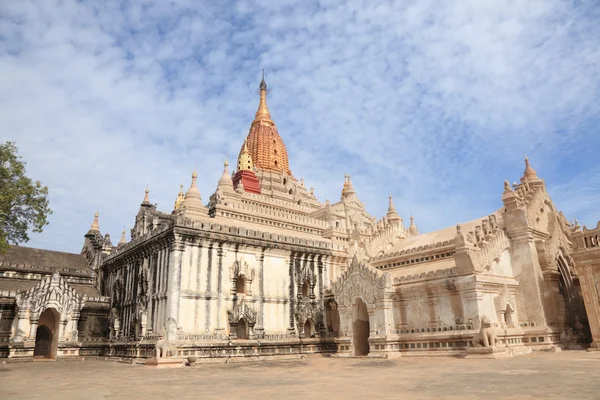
left=1, top=0, right=599, bottom=253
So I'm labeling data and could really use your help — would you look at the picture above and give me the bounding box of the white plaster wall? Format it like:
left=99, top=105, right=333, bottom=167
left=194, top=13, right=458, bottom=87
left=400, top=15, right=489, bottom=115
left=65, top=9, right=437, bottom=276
left=479, top=293, right=500, bottom=324
left=405, top=297, right=430, bottom=327
left=262, top=252, right=290, bottom=333
left=490, top=249, right=514, bottom=276
left=437, top=295, right=458, bottom=326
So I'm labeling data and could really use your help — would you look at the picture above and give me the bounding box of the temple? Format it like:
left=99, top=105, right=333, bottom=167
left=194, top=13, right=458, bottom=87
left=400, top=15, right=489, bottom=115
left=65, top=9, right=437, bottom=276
left=1, top=76, right=598, bottom=362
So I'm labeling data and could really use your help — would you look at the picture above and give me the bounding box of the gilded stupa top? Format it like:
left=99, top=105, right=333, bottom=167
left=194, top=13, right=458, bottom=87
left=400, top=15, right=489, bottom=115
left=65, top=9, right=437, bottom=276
left=239, top=72, right=292, bottom=175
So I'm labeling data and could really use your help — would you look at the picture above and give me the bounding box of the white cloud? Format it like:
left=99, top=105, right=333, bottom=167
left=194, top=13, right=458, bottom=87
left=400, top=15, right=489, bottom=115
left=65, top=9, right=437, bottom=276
left=0, top=0, right=598, bottom=251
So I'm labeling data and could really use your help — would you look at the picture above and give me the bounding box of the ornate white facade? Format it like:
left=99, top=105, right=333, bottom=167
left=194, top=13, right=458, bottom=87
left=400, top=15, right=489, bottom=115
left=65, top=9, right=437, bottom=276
left=0, top=77, right=593, bottom=361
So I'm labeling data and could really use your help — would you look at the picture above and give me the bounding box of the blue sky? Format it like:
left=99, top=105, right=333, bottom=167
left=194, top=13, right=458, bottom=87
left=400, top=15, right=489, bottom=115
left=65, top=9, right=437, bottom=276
left=1, top=0, right=599, bottom=253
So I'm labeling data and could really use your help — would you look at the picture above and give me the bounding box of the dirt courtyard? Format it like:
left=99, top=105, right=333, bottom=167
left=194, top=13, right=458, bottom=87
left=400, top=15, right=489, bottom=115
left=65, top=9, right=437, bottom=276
left=1, top=351, right=599, bottom=400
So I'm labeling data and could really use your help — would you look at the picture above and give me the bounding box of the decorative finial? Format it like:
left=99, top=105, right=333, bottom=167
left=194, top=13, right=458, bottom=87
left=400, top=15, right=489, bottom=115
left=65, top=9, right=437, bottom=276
left=192, top=168, right=198, bottom=180
left=119, top=228, right=127, bottom=245
left=173, top=184, right=185, bottom=211
left=523, top=155, right=537, bottom=179
left=254, top=72, right=271, bottom=123
left=238, top=140, right=254, bottom=171
left=143, top=185, right=150, bottom=203
left=90, top=210, right=100, bottom=231
left=260, top=69, right=267, bottom=91
left=504, top=180, right=510, bottom=190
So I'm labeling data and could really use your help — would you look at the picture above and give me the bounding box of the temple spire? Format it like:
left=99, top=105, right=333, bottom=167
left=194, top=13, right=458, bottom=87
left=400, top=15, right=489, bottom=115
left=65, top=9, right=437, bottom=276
left=523, top=154, right=538, bottom=180
left=386, top=195, right=401, bottom=224
left=173, top=184, right=185, bottom=211
left=119, top=229, right=127, bottom=245
left=408, top=214, right=418, bottom=235
left=141, top=185, right=151, bottom=207
left=238, top=141, right=253, bottom=171
left=253, top=71, right=272, bottom=124
left=90, top=210, right=100, bottom=231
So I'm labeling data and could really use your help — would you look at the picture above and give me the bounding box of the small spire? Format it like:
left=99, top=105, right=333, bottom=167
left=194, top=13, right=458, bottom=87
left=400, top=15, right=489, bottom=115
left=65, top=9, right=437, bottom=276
left=218, top=159, right=234, bottom=192
left=183, top=168, right=204, bottom=207
left=119, top=229, right=127, bottom=245
left=386, top=195, right=401, bottom=224
left=345, top=175, right=355, bottom=194
left=174, top=184, right=185, bottom=210
left=409, top=214, right=418, bottom=235
left=142, top=185, right=150, bottom=204
left=523, top=154, right=538, bottom=180
left=90, top=210, right=100, bottom=231
left=238, top=141, right=254, bottom=171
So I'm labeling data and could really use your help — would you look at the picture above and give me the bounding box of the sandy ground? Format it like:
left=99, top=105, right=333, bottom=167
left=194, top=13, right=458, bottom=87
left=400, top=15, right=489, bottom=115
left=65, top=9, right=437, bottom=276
left=1, top=351, right=600, bottom=400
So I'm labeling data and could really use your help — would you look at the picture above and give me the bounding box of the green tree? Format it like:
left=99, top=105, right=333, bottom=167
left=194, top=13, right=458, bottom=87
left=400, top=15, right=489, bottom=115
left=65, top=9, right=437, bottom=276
left=0, top=142, right=52, bottom=253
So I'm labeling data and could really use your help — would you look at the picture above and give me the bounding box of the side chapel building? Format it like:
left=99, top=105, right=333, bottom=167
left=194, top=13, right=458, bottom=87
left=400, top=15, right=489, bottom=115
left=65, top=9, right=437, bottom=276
left=1, top=76, right=598, bottom=361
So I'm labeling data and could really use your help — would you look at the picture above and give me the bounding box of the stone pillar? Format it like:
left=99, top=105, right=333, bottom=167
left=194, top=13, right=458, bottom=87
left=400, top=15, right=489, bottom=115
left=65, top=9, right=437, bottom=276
left=255, top=248, right=265, bottom=337
left=368, top=311, right=377, bottom=338
left=287, top=252, right=297, bottom=335
left=215, top=242, right=225, bottom=333
left=13, top=309, right=29, bottom=343
left=58, top=318, right=68, bottom=342
left=166, top=238, right=185, bottom=339
left=28, top=318, right=39, bottom=341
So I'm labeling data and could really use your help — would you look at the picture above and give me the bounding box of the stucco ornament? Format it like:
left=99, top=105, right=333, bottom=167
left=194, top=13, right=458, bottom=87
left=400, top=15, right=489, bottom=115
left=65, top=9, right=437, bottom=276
left=228, top=299, right=257, bottom=325
left=16, top=271, right=87, bottom=323
left=331, top=256, right=391, bottom=308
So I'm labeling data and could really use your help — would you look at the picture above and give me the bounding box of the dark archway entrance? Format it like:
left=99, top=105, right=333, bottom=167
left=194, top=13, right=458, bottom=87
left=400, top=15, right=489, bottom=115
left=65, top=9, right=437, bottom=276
left=34, top=325, right=52, bottom=357
left=34, top=308, right=59, bottom=359
left=236, top=318, right=249, bottom=339
left=557, top=255, right=590, bottom=341
left=352, top=298, right=370, bottom=356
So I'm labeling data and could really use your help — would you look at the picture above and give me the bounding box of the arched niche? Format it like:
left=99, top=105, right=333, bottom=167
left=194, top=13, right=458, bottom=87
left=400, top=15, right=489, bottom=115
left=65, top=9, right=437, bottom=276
left=34, top=308, right=60, bottom=359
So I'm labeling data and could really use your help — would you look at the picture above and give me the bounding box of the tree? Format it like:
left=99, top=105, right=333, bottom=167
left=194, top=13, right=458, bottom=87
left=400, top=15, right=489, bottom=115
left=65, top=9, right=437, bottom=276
left=0, top=142, right=52, bottom=253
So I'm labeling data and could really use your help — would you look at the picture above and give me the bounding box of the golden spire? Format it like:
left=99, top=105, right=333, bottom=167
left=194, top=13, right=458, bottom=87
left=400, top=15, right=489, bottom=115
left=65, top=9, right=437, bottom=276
left=253, top=70, right=273, bottom=125
left=90, top=210, right=100, bottom=231
left=174, top=184, right=185, bottom=210
left=238, top=140, right=254, bottom=171
left=341, top=174, right=348, bottom=196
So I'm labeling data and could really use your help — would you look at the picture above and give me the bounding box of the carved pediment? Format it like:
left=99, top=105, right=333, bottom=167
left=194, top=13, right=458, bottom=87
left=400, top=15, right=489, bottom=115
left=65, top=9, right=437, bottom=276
left=228, top=300, right=257, bottom=325
left=16, top=271, right=87, bottom=322
left=331, top=256, right=391, bottom=308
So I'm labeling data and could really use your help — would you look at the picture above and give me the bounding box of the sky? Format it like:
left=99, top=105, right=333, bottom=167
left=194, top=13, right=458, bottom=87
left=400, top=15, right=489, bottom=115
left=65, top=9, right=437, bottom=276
left=0, top=0, right=599, bottom=253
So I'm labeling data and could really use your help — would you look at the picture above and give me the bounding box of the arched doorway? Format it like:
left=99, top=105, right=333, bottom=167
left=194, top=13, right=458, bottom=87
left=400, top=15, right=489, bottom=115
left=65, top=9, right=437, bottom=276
left=34, top=308, right=59, bottom=359
left=352, top=298, right=370, bottom=356
left=236, top=318, right=249, bottom=340
left=304, top=319, right=314, bottom=338
left=34, top=326, right=52, bottom=357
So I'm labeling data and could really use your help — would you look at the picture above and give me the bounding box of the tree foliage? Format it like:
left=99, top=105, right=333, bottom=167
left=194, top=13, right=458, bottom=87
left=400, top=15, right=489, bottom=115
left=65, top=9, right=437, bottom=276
left=0, top=142, right=52, bottom=253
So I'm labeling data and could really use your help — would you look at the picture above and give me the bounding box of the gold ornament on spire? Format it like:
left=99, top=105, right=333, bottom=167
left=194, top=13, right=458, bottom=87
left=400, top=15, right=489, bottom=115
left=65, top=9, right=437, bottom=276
left=174, top=184, right=185, bottom=210
left=253, top=69, right=272, bottom=125
left=238, top=140, right=254, bottom=171
left=341, top=174, right=349, bottom=196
